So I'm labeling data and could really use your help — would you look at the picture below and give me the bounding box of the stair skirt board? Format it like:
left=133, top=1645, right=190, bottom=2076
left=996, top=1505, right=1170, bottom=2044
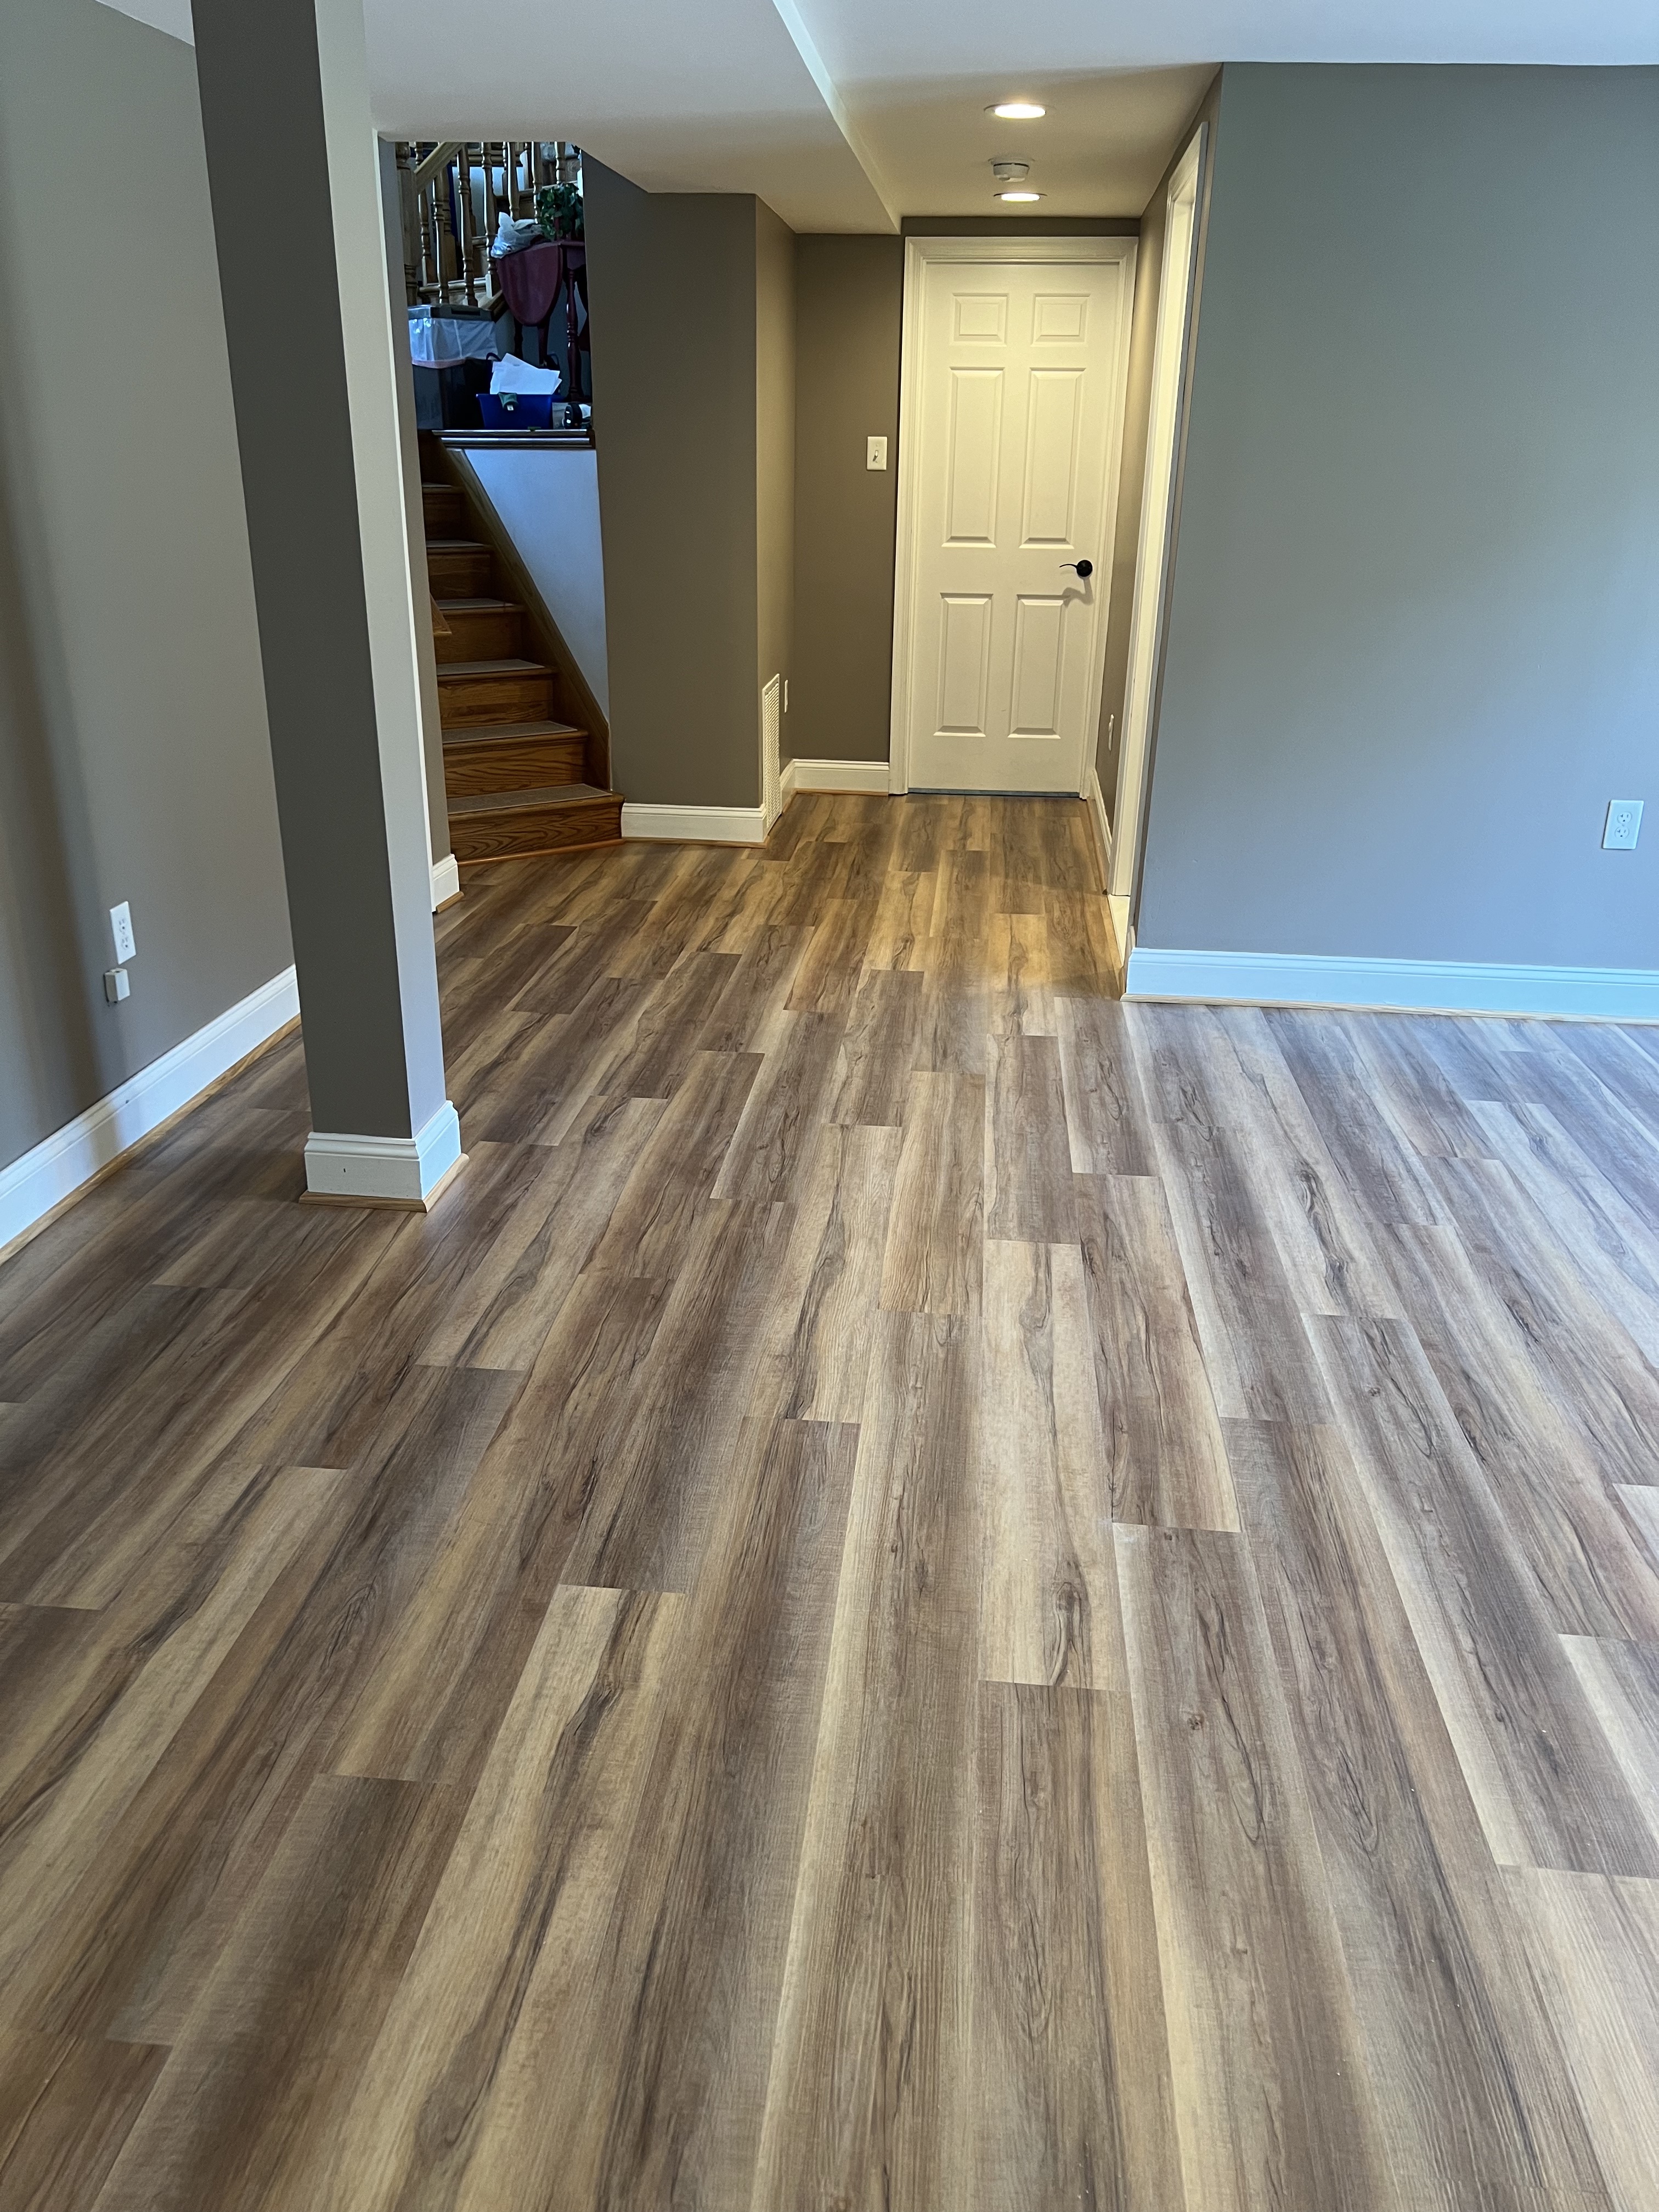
left=1125, top=945, right=1659, bottom=1023
left=0, top=968, right=300, bottom=1260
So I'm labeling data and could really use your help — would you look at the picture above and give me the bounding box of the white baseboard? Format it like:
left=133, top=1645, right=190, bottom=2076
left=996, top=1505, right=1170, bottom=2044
left=787, top=758, right=890, bottom=794
left=1084, top=768, right=1113, bottom=889
left=303, top=1099, right=462, bottom=1201
left=0, top=966, right=300, bottom=1255
left=621, top=802, right=769, bottom=846
left=430, top=853, right=461, bottom=909
left=1125, top=945, right=1659, bottom=1022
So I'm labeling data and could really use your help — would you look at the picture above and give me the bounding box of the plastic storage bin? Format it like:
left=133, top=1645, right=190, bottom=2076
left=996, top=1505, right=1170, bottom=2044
left=477, top=391, right=555, bottom=429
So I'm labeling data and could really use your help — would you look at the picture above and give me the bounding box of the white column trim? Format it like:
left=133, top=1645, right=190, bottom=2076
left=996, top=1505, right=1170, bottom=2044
left=302, top=1098, right=463, bottom=1204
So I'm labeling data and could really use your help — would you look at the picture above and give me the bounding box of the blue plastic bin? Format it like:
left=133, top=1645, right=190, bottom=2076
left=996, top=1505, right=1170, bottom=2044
left=478, top=391, right=556, bottom=429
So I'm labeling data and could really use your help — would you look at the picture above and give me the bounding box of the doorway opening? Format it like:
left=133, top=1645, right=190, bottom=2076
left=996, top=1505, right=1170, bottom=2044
left=888, top=234, right=1137, bottom=798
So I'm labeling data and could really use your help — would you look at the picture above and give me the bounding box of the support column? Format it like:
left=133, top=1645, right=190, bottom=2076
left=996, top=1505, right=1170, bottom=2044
left=191, top=0, right=460, bottom=1205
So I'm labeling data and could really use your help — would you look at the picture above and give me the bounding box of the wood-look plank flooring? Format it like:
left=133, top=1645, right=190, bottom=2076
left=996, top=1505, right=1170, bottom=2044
left=2, top=793, right=1657, bottom=2210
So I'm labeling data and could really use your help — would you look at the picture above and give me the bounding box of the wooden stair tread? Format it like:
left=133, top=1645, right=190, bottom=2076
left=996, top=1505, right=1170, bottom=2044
left=442, top=720, right=584, bottom=748
left=425, top=538, right=490, bottom=553
left=448, top=783, right=614, bottom=815
left=433, top=597, right=523, bottom=614
left=435, top=657, right=553, bottom=678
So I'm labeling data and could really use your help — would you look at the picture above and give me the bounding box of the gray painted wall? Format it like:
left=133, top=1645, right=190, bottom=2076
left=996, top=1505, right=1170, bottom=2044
left=790, top=235, right=903, bottom=766
left=466, top=447, right=610, bottom=715
left=1096, top=75, right=1221, bottom=816
left=584, top=166, right=762, bottom=809
left=1139, top=64, right=1659, bottom=971
left=0, top=0, right=290, bottom=1178
left=756, top=201, right=797, bottom=743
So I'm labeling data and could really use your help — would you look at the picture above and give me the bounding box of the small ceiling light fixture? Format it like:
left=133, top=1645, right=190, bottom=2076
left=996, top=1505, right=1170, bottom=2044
left=990, top=159, right=1042, bottom=203
left=989, top=100, right=1046, bottom=120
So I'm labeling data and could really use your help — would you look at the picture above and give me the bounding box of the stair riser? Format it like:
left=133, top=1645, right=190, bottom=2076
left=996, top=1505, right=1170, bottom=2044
left=427, top=548, right=494, bottom=595
left=438, top=672, right=557, bottom=726
left=435, top=608, right=524, bottom=663
left=450, top=798, right=623, bottom=862
left=422, top=488, right=465, bottom=533
left=444, top=735, right=586, bottom=795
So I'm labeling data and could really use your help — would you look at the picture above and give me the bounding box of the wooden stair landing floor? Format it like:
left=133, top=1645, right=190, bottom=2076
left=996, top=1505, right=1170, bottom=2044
left=1, top=791, right=1657, bottom=2210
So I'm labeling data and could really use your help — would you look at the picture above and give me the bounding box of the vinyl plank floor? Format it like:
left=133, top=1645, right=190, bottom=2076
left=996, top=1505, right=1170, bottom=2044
left=2, top=795, right=1657, bottom=2209
left=1116, top=1522, right=1395, bottom=2211
left=752, top=1312, right=980, bottom=2212
left=970, top=1679, right=1181, bottom=2210
left=0, top=2028, right=166, bottom=2212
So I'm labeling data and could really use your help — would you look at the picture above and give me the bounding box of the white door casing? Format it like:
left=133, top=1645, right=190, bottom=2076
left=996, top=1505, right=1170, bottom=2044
left=1110, top=125, right=1206, bottom=902
left=890, top=236, right=1137, bottom=796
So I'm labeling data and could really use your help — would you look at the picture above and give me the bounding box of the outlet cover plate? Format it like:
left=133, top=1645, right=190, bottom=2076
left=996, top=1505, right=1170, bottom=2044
left=110, top=900, right=137, bottom=961
left=1604, top=800, right=1644, bottom=851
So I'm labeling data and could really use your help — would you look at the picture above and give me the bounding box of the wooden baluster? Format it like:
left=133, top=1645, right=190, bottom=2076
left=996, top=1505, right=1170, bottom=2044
left=483, top=139, right=499, bottom=268
left=458, top=146, right=476, bottom=309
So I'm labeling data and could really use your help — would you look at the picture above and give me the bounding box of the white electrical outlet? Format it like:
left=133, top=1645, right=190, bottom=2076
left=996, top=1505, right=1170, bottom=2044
left=1603, top=800, right=1644, bottom=851
left=110, top=900, right=137, bottom=961
left=866, top=436, right=888, bottom=471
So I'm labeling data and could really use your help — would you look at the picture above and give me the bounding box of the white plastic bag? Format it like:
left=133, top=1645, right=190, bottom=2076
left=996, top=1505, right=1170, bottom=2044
left=490, top=353, right=562, bottom=395
left=490, top=215, right=542, bottom=259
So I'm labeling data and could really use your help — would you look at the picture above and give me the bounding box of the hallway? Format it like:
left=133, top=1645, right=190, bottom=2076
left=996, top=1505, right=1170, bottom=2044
left=1, top=792, right=1657, bottom=2209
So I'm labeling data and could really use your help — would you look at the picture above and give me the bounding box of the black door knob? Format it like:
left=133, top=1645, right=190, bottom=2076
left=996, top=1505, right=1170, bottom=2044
left=1062, top=558, right=1094, bottom=578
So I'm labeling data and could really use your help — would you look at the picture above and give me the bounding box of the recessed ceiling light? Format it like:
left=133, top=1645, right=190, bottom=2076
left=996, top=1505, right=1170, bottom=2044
left=996, top=190, right=1043, bottom=202
left=990, top=101, right=1046, bottom=120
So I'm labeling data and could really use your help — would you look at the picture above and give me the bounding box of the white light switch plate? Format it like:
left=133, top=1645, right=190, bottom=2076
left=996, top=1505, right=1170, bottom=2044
left=110, top=900, right=137, bottom=961
left=866, top=436, right=888, bottom=471
left=1604, top=800, right=1644, bottom=851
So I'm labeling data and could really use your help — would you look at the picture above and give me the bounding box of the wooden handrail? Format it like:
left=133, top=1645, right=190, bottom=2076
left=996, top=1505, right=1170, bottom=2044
left=410, top=139, right=464, bottom=191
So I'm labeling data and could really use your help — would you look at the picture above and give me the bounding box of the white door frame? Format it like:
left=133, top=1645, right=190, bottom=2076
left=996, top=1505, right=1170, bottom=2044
left=1110, top=125, right=1207, bottom=905
left=888, top=233, right=1139, bottom=797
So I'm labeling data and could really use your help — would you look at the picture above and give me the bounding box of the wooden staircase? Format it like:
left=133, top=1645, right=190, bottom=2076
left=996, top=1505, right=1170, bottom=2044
left=421, top=476, right=622, bottom=863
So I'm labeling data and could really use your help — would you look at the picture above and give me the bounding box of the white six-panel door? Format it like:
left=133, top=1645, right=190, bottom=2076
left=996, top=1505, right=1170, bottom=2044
left=892, top=237, right=1136, bottom=794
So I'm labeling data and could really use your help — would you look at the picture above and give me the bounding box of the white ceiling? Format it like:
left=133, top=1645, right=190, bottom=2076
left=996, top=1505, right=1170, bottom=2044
left=100, top=0, right=1659, bottom=230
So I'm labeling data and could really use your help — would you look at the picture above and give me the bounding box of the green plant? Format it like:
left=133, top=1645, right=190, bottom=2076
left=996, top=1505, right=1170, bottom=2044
left=536, top=183, right=584, bottom=242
